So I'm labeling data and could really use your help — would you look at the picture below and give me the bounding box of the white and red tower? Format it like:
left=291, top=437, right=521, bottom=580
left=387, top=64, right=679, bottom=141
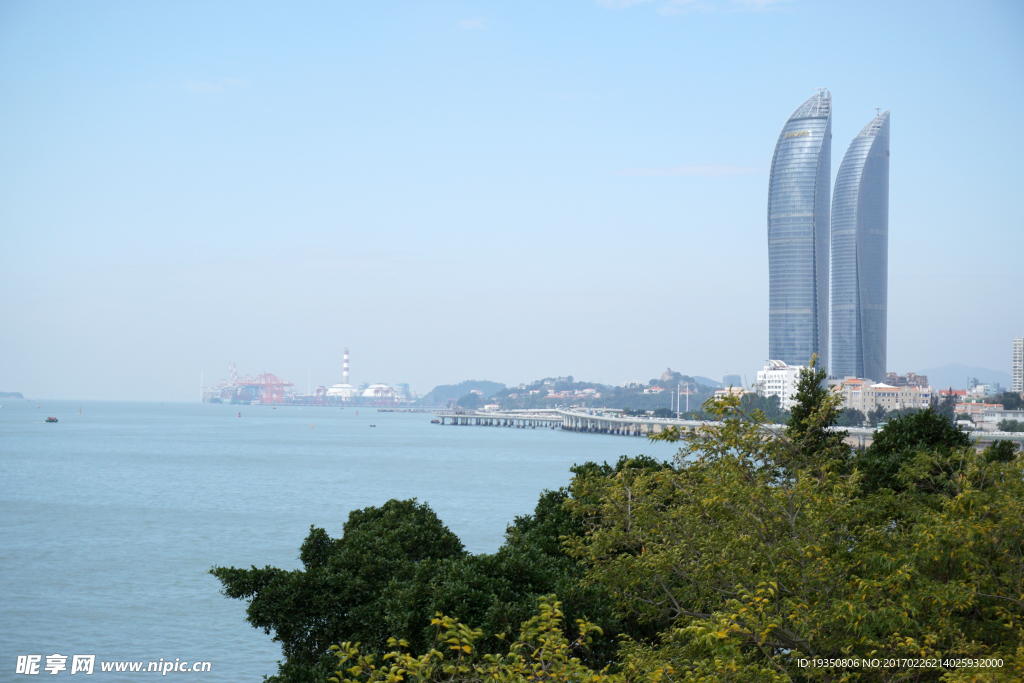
left=343, top=348, right=349, bottom=386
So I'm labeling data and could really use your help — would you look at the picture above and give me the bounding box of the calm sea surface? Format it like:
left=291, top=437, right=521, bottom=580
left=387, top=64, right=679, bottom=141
left=1, top=400, right=673, bottom=681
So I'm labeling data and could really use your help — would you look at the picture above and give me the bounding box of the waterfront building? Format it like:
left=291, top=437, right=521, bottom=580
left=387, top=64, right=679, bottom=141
left=956, top=402, right=1004, bottom=420
left=768, top=89, right=832, bottom=370
left=984, top=408, right=1024, bottom=428
left=831, top=110, right=890, bottom=382
left=756, top=360, right=804, bottom=410
left=1014, top=336, right=1023, bottom=393
left=835, top=378, right=932, bottom=414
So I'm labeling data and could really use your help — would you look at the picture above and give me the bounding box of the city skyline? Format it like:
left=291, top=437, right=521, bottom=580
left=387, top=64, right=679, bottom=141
left=831, top=110, right=890, bottom=382
left=767, top=89, right=832, bottom=370
left=1, top=2, right=1021, bottom=401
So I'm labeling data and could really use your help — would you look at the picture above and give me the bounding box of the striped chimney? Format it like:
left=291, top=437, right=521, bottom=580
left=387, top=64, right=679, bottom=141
left=343, top=347, right=349, bottom=386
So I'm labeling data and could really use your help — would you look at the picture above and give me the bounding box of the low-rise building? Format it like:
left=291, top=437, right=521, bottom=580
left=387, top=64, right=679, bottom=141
left=956, top=402, right=1003, bottom=420
left=714, top=387, right=750, bottom=399
left=835, top=379, right=933, bottom=413
left=984, top=408, right=1024, bottom=426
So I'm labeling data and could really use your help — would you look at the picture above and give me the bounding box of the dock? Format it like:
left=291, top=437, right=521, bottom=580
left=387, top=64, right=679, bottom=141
left=434, top=408, right=1024, bottom=447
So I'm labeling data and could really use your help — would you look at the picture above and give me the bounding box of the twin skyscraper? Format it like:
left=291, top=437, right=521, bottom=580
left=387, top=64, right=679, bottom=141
left=767, top=88, right=890, bottom=382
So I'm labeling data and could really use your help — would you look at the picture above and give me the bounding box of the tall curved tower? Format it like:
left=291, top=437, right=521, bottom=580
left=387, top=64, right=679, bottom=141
left=831, top=110, right=889, bottom=382
left=767, top=90, right=832, bottom=369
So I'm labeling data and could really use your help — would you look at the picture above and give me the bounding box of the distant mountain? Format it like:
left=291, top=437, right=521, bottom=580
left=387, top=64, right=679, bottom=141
left=692, top=376, right=722, bottom=389
left=421, top=380, right=506, bottom=406
left=0, top=391, right=24, bottom=399
left=917, top=363, right=1012, bottom=391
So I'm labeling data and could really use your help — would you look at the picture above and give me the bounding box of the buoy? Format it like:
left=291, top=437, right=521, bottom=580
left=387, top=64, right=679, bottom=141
left=238, top=412, right=241, bottom=418
left=311, top=423, right=314, bottom=428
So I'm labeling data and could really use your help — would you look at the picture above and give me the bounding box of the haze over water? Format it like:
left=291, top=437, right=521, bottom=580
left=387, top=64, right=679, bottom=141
left=0, top=401, right=672, bottom=680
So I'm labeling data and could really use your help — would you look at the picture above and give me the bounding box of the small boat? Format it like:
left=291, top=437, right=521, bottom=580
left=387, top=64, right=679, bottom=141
left=369, top=424, right=376, bottom=428
left=430, top=419, right=440, bottom=424
left=46, top=417, right=58, bottom=423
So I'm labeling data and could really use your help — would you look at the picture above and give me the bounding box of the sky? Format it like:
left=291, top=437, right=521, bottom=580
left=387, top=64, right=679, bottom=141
left=1, top=0, right=1022, bottom=401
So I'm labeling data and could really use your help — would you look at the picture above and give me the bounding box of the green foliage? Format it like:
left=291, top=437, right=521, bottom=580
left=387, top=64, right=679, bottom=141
left=835, top=407, right=866, bottom=427
left=421, top=380, right=504, bottom=407
left=867, top=404, right=888, bottom=427
left=212, top=500, right=466, bottom=682
left=738, top=393, right=787, bottom=423
left=564, top=377, right=1024, bottom=681
left=934, top=392, right=958, bottom=421
left=857, top=408, right=972, bottom=492
left=997, top=419, right=1024, bottom=432
left=994, top=391, right=1024, bottom=411
left=214, top=491, right=632, bottom=681
left=984, top=439, right=1020, bottom=463
left=221, top=368, right=1024, bottom=682
left=784, top=356, right=848, bottom=466
left=456, top=393, right=481, bottom=409
left=327, top=596, right=649, bottom=683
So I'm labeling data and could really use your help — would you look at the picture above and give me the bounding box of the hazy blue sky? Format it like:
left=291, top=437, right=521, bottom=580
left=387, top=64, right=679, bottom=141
left=2, top=0, right=1022, bottom=400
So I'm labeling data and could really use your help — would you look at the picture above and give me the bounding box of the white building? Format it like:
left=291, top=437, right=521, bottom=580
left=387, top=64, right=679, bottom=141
left=756, top=360, right=804, bottom=410
left=1014, top=336, right=1023, bottom=393
left=836, top=379, right=933, bottom=414
left=956, top=402, right=1003, bottom=420
left=983, top=408, right=1024, bottom=427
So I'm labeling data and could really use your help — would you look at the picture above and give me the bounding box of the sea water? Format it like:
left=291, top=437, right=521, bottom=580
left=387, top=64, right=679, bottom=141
left=0, top=400, right=674, bottom=680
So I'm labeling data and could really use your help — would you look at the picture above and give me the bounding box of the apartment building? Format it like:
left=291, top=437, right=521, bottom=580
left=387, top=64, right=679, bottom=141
left=835, top=378, right=933, bottom=413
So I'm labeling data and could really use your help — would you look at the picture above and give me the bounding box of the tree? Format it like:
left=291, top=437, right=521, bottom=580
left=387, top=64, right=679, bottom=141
left=934, top=391, right=957, bottom=421
left=856, top=407, right=971, bottom=492
left=780, top=355, right=849, bottom=469
left=738, top=393, right=786, bottom=423
left=213, top=491, right=632, bottom=682
left=456, top=393, right=481, bottom=409
left=867, top=404, right=888, bottom=427
left=994, top=391, right=1024, bottom=411
left=325, top=597, right=636, bottom=683
left=564, top=373, right=1024, bottom=681
left=997, top=419, right=1024, bottom=432
left=835, top=407, right=866, bottom=427
left=984, top=439, right=1020, bottom=463
left=212, top=500, right=466, bottom=682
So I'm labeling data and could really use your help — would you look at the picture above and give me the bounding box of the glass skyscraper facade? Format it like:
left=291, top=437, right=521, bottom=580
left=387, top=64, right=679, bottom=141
left=767, top=90, right=832, bottom=369
left=831, top=111, right=890, bottom=382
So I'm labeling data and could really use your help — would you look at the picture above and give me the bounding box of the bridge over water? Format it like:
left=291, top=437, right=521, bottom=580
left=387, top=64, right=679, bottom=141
left=433, top=409, right=1024, bottom=447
